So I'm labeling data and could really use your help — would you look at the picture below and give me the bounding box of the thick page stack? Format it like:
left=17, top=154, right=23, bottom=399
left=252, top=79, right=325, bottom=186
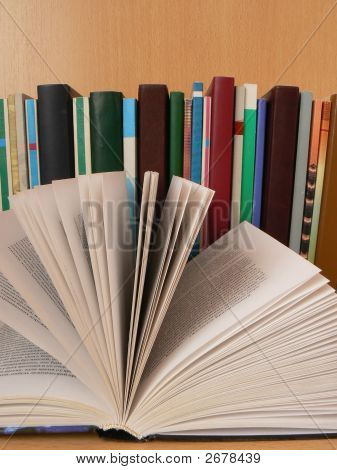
left=0, top=172, right=336, bottom=439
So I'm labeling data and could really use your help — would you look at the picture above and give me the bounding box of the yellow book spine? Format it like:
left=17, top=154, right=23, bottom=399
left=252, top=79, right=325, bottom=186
left=7, top=95, right=20, bottom=194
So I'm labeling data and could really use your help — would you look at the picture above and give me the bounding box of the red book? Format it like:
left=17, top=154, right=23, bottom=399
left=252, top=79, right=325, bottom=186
left=205, top=77, right=235, bottom=244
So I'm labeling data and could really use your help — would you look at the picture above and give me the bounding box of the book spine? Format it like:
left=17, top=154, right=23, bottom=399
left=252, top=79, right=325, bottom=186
left=0, top=99, right=12, bottom=210
left=89, top=91, right=124, bottom=174
left=15, top=94, right=29, bottom=191
left=289, top=91, right=313, bottom=253
left=7, top=95, right=20, bottom=194
left=73, top=97, right=85, bottom=176
left=240, top=83, right=257, bottom=223
left=206, top=76, right=235, bottom=244
left=252, top=98, right=267, bottom=228
left=169, top=91, right=184, bottom=180
left=315, top=94, right=337, bottom=287
left=261, top=86, right=300, bottom=245
left=123, top=97, right=137, bottom=242
left=299, top=100, right=323, bottom=259
left=37, top=84, right=76, bottom=184
left=183, top=99, right=192, bottom=180
left=25, top=99, right=40, bottom=188
left=138, top=84, right=169, bottom=201
left=201, top=96, right=212, bottom=248
left=308, top=101, right=331, bottom=263
left=190, top=82, right=203, bottom=185
left=230, top=85, right=245, bottom=229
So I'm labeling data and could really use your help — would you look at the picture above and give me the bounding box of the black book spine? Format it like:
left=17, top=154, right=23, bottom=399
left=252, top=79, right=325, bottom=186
left=37, top=84, right=76, bottom=184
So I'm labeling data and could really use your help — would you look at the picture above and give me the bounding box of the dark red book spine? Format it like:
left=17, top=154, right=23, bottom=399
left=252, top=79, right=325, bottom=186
left=138, top=84, right=169, bottom=201
left=261, top=86, right=300, bottom=245
left=205, top=77, right=235, bottom=245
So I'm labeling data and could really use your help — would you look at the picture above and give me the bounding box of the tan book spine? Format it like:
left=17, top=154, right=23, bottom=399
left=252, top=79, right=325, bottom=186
left=7, top=95, right=20, bottom=194
left=315, top=94, right=337, bottom=287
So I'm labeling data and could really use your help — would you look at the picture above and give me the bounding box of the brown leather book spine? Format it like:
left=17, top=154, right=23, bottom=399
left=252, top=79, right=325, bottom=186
left=261, top=86, right=300, bottom=245
left=315, top=94, right=337, bottom=288
left=138, top=84, right=169, bottom=201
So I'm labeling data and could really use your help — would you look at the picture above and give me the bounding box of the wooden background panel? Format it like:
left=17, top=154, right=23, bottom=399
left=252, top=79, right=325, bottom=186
left=0, top=0, right=337, bottom=99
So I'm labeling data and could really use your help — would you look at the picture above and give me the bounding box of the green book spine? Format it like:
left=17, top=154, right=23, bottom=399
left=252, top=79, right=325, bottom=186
left=74, top=97, right=86, bottom=175
left=89, top=91, right=123, bottom=173
left=169, top=92, right=184, bottom=180
left=0, top=99, right=10, bottom=210
left=240, top=84, right=257, bottom=222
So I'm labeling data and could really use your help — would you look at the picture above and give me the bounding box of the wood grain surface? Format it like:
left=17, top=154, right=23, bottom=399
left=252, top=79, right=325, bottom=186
left=0, top=432, right=337, bottom=450
left=0, top=0, right=337, bottom=450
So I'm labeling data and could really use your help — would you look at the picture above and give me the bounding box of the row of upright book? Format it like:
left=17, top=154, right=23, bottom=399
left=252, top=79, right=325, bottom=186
left=0, top=78, right=336, bottom=287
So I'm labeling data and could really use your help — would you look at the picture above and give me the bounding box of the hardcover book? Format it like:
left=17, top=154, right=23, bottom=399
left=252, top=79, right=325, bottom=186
left=240, top=84, right=257, bottom=223
left=289, top=92, right=313, bottom=253
left=299, top=100, right=322, bottom=259
left=0, top=172, right=336, bottom=439
left=73, top=97, right=91, bottom=176
left=182, top=99, right=192, bottom=180
left=0, top=99, right=12, bottom=210
left=231, top=85, right=245, bottom=229
left=190, top=82, right=203, bottom=185
left=25, top=99, right=41, bottom=188
left=315, top=94, right=337, bottom=288
left=169, top=91, right=184, bottom=180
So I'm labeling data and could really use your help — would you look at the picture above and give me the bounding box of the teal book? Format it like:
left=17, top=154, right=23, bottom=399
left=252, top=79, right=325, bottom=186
left=89, top=91, right=123, bottom=173
left=240, top=84, right=257, bottom=222
left=0, top=99, right=12, bottom=210
left=25, top=99, right=40, bottom=188
left=190, top=82, right=203, bottom=185
left=169, top=91, right=184, bottom=180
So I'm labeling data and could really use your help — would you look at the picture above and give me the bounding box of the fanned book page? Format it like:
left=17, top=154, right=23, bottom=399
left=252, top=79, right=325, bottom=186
left=0, top=171, right=336, bottom=439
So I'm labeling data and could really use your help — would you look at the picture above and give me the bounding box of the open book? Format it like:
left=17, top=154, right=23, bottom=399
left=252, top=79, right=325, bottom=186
left=0, top=171, right=336, bottom=440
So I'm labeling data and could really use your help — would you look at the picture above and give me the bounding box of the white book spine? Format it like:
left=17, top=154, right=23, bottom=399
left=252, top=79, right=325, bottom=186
left=231, top=85, right=245, bottom=229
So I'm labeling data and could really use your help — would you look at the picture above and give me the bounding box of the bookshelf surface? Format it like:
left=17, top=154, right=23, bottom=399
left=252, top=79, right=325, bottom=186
left=0, top=433, right=336, bottom=450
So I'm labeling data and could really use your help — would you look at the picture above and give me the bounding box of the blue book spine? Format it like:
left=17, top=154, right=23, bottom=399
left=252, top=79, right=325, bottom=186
left=190, top=82, right=203, bottom=185
left=252, top=99, right=267, bottom=227
left=123, top=98, right=137, bottom=246
left=25, top=99, right=40, bottom=188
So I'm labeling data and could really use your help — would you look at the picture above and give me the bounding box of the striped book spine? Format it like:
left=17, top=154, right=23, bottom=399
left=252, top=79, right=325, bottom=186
left=25, top=99, right=40, bottom=188
left=308, top=101, right=331, bottom=263
left=190, top=82, right=203, bottom=185
left=289, top=91, right=313, bottom=252
left=300, top=100, right=323, bottom=259
left=201, top=96, right=212, bottom=248
left=240, top=83, right=257, bottom=222
left=252, top=98, right=267, bottom=228
left=123, top=98, right=137, bottom=244
left=231, top=85, right=245, bottom=229
left=73, top=97, right=91, bottom=176
left=0, top=99, right=11, bottom=210
left=183, top=99, right=192, bottom=179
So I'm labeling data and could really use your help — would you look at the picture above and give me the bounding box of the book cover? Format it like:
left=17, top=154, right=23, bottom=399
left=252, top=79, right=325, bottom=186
left=183, top=99, right=192, bottom=180
left=200, top=96, right=212, bottom=249
left=37, top=84, right=77, bottom=184
left=315, top=94, right=337, bottom=287
left=289, top=91, right=313, bottom=253
left=89, top=91, right=124, bottom=174
left=25, top=99, right=40, bottom=188
left=206, top=76, right=235, bottom=244
left=308, top=101, right=331, bottom=263
left=190, top=82, right=203, bottom=185
left=138, top=84, right=169, bottom=201
left=169, top=91, right=184, bottom=180
left=299, top=100, right=323, bottom=259
left=73, top=97, right=91, bottom=176
left=0, top=99, right=12, bottom=210
left=230, top=85, right=245, bottom=229
left=7, top=95, right=19, bottom=194
left=240, top=83, right=257, bottom=223
left=252, top=98, right=267, bottom=228
left=123, top=97, right=137, bottom=243
left=261, top=86, right=300, bottom=245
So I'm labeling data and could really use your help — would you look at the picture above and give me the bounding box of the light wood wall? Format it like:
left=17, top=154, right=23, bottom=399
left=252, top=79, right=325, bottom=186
left=1, top=0, right=337, bottom=99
